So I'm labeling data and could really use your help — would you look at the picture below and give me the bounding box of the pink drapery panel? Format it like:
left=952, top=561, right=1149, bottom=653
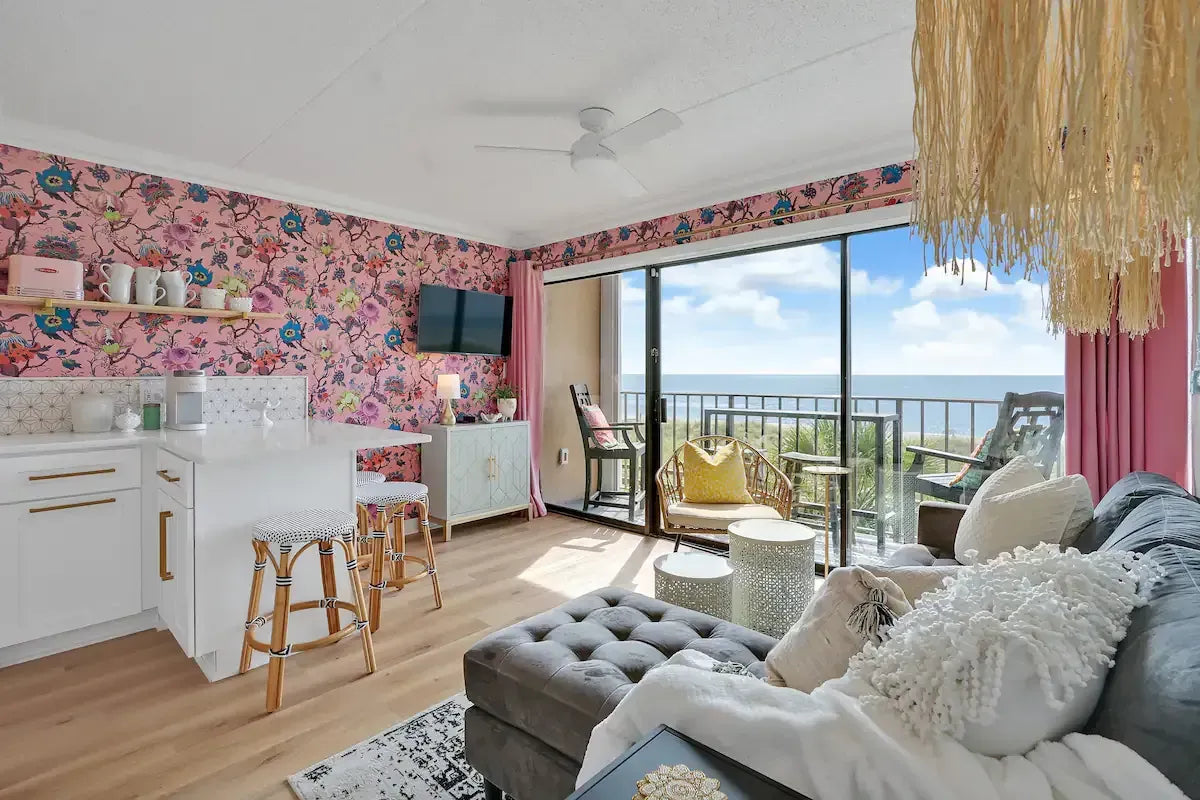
left=510, top=259, right=547, bottom=516
left=1066, top=246, right=1190, bottom=501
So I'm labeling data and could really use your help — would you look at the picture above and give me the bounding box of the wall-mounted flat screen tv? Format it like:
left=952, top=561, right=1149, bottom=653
left=416, top=284, right=512, bottom=356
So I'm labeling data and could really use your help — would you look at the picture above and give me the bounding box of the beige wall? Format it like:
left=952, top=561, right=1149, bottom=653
left=541, top=279, right=601, bottom=504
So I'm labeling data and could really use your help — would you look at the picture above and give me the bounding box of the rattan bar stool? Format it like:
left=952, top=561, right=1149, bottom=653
left=356, top=470, right=386, bottom=486
left=239, top=509, right=376, bottom=712
left=355, top=481, right=443, bottom=631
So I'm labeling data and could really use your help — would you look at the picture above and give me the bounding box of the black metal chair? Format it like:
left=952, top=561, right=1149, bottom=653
left=901, top=390, right=1065, bottom=540
left=570, top=384, right=646, bottom=521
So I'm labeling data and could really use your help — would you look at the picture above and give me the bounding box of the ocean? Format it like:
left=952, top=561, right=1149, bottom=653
left=619, top=374, right=1065, bottom=438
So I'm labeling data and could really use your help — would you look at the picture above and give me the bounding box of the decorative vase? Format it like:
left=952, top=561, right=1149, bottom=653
left=497, top=397, right=517, bottom=421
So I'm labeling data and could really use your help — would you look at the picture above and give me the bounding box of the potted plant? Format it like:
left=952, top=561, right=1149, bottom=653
left=494, top=384, right=518, bottom=420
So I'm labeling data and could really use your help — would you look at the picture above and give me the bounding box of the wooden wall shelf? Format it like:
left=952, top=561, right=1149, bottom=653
left=0, top=295, right=284, bottom=321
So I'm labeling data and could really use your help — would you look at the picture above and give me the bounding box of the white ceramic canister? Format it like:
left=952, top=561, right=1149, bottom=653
left=70, top=394, right=115, bottom=433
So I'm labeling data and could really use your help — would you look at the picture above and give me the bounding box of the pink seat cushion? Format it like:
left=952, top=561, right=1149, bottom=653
left=582, top=404, right=617, bottom=447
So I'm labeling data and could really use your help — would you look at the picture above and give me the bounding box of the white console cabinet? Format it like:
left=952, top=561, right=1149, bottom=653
left=420, top=421, right=532, bottom=539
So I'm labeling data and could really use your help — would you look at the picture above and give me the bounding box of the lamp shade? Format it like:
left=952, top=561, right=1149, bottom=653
left=436, top=373, right=460, bottom=400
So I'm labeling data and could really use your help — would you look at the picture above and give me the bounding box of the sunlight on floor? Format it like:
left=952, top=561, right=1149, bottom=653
left=517, top=528, right=667, bottom=595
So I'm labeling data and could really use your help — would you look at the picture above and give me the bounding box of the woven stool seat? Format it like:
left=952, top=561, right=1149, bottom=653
left=356, top=481, right=429, bottom=506
left=356, top=470, right=386, bottom=485
left=252, top=509, right=357, bottom=544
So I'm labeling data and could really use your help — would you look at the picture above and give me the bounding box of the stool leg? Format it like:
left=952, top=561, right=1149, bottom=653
left=416, top=499, right=442, bottom=609
left=356, top=504, right=372, bottom=571
left=265, top=546, right=293, bottom=712
left=368, top=516, right=386, bottom=633
left=341, top=534, right=376, bottom=674
left=239, top=541, right=268, bottom=675
left=390, top=504, right=406, bottom=588
left=318, top=540, right=340, bottom=635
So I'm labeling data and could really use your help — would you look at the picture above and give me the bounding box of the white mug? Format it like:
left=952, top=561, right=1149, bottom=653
left=160, top=270, right=193, bottom=287
left=100, top=280, right=131, bottom=304
left=227, top=296, right=253, bottom=313
left=136, top=280, right=166, bottom=306
left=163, top=283, right=197, bottom=308
left=98, top=262, right=134, bottom=284
left=134, top=266, right=161, bottom=285
left=200, top=287, right=227, bottom=310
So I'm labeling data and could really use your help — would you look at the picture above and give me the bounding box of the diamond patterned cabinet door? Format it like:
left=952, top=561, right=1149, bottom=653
left=653, top=552, right=732, bottom=620
left=447, top=429, right=493, bottom=517
left=489, top=424, right=530, bottom=510
left=728, top=519, right=815, bottom=638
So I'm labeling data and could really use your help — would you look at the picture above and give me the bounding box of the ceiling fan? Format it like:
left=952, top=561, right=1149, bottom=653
left=474, top=107, right=682, bottom=197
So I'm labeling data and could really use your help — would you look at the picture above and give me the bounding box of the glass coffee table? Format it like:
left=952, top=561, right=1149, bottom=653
left=567, top=724, right=813, bottom=799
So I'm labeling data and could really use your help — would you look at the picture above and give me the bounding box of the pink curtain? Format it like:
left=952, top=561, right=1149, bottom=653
left=1066, top=246, right=1190, bottom=501
left=509, top=259, right=547, bottom=516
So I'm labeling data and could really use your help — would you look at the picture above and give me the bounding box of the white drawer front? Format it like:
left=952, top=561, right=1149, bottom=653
left=0, top=448, right=140, bottom=503
left=155, top=448, right=194, bottom=508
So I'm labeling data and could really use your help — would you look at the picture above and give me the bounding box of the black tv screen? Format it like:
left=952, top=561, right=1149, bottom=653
left=416, top=284, right=512, bottom=356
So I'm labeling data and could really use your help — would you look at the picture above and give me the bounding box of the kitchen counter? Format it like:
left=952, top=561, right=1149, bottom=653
left=0, top=420, right=429, bottom=461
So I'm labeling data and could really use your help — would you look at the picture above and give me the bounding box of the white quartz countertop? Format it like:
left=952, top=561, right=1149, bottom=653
left=0, top=420, right=429, bottom=463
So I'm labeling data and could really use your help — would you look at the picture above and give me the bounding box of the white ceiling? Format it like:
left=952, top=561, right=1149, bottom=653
left=0, top=1, right=916, bottom=249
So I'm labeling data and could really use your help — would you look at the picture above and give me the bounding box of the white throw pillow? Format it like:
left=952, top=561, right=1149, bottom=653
left=864, top=565, right=961, bottom=604
left=765, top=567, right=910, bottom=692
left=1060, top=475, right=1095, bottom=547
left=955, top=457, right=1085, bottom=564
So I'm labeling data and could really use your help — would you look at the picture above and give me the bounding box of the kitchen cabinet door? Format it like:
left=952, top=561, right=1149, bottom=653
left=0, top=504, right=20, bottom=648
left=17, top=489, right=141, bottom=641
left=446, top=427, right=493, bottom=517
left=156, top=490, right=195, bottom=657
left=490, top=426, right=530, bottom=510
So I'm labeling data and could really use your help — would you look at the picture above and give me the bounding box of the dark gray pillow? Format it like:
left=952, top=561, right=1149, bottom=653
left=1072, top=472, right=1197, bottom=554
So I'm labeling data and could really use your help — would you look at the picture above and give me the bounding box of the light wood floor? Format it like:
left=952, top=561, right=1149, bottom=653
left=0, top=513, right=676, bottom=800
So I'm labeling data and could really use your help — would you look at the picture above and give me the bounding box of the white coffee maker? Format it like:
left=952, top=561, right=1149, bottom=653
left=165, top=369, right=207, bottom=431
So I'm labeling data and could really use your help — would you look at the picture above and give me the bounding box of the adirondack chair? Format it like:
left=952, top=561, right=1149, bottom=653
left=570, top=384, right=646, bottom=520
left=901, top=391, right=1065, bottom=541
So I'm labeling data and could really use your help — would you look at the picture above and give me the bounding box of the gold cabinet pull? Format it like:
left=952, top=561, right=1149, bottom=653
left=29, top=497, right=116, bottom=514
left=28, top=467, right=116, bottom=481
left=156, top=469, right=181, bottom=483
left=159, top=510, right=175, bottom=581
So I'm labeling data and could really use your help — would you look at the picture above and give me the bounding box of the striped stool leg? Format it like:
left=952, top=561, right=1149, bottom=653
left=389, top=504, right=407, bottom=588
left=340, top=533, right=376, bottom=674
left=239, top=541, right=268, bottom=675
left=265, top=545, right=294, bottom=712
left=317, top=539, right=341, bottom=635
left=416, top=499, right=442, bottom=609
left=367, top=515, right=387, bottom=633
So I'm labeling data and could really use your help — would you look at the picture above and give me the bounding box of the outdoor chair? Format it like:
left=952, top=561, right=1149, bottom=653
left=656, top=435, right=792, bottom=553
left=570, top=384, right=646, bottom=520
left=902, top=390, right=1065, bottom=541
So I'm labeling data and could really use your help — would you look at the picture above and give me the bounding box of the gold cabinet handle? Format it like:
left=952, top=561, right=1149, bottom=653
left=29, top=497, right=116, bottom=514
left=156, top=469, right=181, bottom=483
left=28, top=467, right=116, bottom=481
left=159, top=510, right=174, bottom=581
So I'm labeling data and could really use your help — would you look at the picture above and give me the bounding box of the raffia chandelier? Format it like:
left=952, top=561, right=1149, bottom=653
left=911, top=0, right=1200, bottom=335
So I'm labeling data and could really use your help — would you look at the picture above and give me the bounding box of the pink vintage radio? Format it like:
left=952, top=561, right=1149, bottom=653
left=5, top=254, right=84, bottom=300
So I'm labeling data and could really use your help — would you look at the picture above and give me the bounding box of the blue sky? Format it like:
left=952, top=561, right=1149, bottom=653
left=620, top=226, right=1064, bottom=376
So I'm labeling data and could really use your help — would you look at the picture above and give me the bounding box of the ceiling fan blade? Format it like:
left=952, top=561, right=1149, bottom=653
left=600, top=108, right=682, bottom=153
left=597, top=159, right=647, bottom=198
left=474, top=145, right=570, bottom=160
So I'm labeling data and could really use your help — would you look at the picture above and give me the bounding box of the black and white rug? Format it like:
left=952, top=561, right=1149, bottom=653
left=288, top=694, right=487, bottom=800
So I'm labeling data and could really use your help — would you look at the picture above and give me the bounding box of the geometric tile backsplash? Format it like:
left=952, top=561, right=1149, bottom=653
left=0, top=375, right=307, bottom=435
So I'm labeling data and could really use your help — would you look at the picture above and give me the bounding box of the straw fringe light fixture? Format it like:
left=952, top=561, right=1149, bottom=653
left=911, top=0, right=1200, bottom=335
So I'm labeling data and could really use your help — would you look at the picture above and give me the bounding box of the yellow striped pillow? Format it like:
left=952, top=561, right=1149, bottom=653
left=681, top=441, right=754, bottom=504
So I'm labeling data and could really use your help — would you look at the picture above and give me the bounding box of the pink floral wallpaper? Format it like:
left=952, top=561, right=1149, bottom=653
left=527, top=161, right=913, bottom=269
left=0, top=143, right=513, bottom=480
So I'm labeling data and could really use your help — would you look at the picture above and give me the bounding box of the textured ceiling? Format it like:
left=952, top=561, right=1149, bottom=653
left=0, top=0, right=916, bottom=247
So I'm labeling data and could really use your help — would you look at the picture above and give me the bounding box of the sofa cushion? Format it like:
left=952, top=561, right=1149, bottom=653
left=463, top=587, right=775, bottom=764
left=666, top=501, right=781, bottom=531
left=1086, top=495, right=1200, bottom=798
left=1073, top=471, right=1199, bottom=554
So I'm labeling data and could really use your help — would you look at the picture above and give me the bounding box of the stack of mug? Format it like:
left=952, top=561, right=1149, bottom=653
left=97, top=263, right=249, bottom=312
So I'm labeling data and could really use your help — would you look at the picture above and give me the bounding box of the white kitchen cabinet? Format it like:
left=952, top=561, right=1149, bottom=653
left=421, top=421, right=531, bottom=539
left=0, top=504, right=20, bottom=648
left=156, top=490, right=195, bottom=657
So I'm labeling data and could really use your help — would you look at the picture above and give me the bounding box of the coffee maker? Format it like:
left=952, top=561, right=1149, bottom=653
left=165, top=369, right=207, bottom=431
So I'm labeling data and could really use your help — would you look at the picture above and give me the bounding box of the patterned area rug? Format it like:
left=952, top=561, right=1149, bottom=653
left=288, top=694, right=486, bottom=800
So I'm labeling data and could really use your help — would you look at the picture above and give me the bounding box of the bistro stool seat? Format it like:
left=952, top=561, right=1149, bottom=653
left=355, top=481, right=443, bottom=631
left=356, top=470, right=386, bottom=486
left=241, top=508, right=375, bottom=712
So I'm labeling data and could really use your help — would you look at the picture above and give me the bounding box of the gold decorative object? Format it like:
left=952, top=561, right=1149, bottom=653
left=634, top=764, right=727, bottom=800
left=911, top=0, right=1200, bottom=335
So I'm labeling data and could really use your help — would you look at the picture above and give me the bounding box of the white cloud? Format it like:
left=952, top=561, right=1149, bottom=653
left=910, top=259, right=999, bottom=299
left=621, top=278, right=645, bottom=305
left=695, top=289, right=786, bottom=330
left=891, top=300, right=941, bottom=329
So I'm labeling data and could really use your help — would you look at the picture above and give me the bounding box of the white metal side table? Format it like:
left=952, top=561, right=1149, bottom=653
left=653, top=552, right=733, bottom=620
left=728, top=518, right=815, bottom=637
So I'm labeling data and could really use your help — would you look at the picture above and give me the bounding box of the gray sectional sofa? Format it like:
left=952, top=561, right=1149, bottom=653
left=463, top=471, right=1200, bottom=799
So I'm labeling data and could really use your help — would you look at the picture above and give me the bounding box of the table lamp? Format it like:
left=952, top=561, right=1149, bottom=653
left=436, top=373, right=460, bottom=426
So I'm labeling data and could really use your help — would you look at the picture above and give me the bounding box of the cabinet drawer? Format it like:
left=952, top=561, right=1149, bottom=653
left=155, top=449, right=194, bottom=508
left=0, top=448, right=140, bottom=503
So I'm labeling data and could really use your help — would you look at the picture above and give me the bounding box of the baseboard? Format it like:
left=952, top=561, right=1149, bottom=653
left=0, top=609, right=160, bottom=669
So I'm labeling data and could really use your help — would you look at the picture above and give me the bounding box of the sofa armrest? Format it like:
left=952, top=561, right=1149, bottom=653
left=916, top=501, right=968, bottom=559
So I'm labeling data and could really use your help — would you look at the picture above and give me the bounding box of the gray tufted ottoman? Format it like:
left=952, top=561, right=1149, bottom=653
left=463, top=586, right=777, bottom=799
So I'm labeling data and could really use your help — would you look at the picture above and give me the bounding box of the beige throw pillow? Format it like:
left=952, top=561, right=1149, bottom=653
left=765, top=567, right=911, bottom=692
left=864, top=565, right=960, bottom=604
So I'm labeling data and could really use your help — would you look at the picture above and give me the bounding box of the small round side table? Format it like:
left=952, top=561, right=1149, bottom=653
left=728, top=519, right=816, bottom=637
left=803, top=464, right=852, bottom=576
left=653, top=552, right=733, bottom=620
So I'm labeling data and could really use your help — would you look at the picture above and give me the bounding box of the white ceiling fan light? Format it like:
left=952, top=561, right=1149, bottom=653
left=474, top=106, right=681, bottom=196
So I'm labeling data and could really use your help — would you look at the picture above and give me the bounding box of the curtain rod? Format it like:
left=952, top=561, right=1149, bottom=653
left=530, top=187, right=913, bottom=269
